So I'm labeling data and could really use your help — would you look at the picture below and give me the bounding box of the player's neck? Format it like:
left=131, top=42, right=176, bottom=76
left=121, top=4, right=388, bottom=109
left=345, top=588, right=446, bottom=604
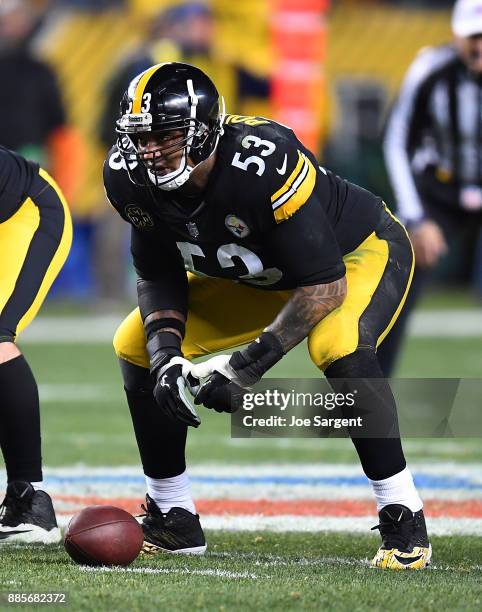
left=181, top=153, right=217, bottom=195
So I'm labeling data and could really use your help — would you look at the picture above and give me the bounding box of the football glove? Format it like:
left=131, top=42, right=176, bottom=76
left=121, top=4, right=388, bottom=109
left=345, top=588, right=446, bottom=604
left=194, top=371, right=246, bottom=413
left=191, top=332, right=284, bottom=413
left=148, top=331, right=200, bottom=428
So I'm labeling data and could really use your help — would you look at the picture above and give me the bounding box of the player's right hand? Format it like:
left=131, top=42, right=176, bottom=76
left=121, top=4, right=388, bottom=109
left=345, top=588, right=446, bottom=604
left=408, top=219, right=447, bottom=268
left=193, top=371, right=246, bottom=413
left=152, top=356, right=201, bottom=428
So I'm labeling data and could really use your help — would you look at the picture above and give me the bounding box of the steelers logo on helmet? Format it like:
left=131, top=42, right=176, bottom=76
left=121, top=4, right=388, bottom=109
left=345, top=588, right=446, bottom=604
left=116, top=62, right=225, bottom=192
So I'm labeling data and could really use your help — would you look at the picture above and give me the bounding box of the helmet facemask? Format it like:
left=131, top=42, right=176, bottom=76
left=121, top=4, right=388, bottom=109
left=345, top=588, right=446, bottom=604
left=116, top=74, right=225, bottom=191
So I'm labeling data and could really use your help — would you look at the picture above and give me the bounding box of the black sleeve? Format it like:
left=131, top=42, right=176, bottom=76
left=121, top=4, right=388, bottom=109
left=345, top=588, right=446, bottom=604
left=131, top=226, right=188, bottom=318
left=103, top=152, right=141, bottom=223
left=263, top=193, right=346, bottom=286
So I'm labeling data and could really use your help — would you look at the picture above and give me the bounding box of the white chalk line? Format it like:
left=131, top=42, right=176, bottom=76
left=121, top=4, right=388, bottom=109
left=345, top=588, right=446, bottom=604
left=208, top=551, right=482, bottom=572
left=79, top=565, right=259, bottom=580
left=54, top=514, right=482, bottom=536
left=19, top=310, right=482, bottom=343
left=3, top=463, right=482, bottom=502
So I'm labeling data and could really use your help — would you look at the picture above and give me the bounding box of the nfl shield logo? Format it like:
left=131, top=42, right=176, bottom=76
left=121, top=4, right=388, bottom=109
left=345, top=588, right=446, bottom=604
left=186, top=222, right=200, bottom=239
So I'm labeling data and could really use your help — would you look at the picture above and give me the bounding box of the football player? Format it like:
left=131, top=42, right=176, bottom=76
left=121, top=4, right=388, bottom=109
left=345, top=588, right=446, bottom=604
left=104, top=62, right=431, bottom=569
left=0, top=146, right=72, bottom=543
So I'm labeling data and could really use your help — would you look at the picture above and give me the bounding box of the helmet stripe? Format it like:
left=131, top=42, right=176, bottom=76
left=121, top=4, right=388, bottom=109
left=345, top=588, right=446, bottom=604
left=132, top=63, right=169, bottom=114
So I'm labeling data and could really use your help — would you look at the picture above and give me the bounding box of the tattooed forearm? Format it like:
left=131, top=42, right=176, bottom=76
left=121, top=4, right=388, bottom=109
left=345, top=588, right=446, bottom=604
left=144, top=310, right=186, bottom=341
left=266, top=276, right=347, bottom=352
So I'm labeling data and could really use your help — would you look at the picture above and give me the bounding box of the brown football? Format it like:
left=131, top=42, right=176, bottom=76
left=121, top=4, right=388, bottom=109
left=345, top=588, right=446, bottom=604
left=64, top=505, right=144, bottom=566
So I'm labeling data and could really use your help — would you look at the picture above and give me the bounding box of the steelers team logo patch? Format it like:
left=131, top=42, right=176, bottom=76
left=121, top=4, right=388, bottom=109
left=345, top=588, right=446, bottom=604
left=225, top=215, right=250, bottom=238
left=125, top=205, right=154, bottom=230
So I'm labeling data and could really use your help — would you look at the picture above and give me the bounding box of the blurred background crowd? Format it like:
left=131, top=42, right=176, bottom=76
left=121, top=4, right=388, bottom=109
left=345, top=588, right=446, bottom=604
left=1, top=0, right=480, bottom=314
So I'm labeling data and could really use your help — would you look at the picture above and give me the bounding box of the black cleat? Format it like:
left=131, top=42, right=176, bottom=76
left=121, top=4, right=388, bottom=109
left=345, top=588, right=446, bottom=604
left=0, top=481, right=61, bottom=544
left=140, top=494, right=207, bottom=555
left=371, top=504, right=432, bottom=569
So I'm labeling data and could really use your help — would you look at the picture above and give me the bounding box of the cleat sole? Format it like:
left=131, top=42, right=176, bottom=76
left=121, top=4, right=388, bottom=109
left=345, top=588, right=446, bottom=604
left=141, top=540, right=207, bottom=555
left=0, top=525, right=61, bottom=545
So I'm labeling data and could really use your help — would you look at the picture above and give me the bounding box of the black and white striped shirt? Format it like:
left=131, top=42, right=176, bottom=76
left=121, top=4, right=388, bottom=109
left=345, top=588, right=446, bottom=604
left=384, top=44, right=482, bottom=224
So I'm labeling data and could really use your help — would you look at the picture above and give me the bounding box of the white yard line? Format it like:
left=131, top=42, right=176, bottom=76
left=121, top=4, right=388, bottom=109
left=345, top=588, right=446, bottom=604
left=2, top=463, right=482, bottom=535
left=208, top=551, right=482, bottom=572
left=18, top=310, right=482, bottom=343
left=79, top=566, right=259, bottom=580
left=57, top=514, right=482, bottom=536
left=38, top=384, right=119, bottom=402
left=3, top=464, right=482, bottom=510
left=408, top=310, right=482, bottom=337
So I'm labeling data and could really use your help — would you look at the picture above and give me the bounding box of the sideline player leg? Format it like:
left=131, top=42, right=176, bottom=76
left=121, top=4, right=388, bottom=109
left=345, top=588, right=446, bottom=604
left=0, top=169, right=72, bottom=544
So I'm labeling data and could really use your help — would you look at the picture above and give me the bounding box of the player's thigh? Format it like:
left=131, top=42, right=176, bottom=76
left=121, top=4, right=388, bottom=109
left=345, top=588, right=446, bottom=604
left=0, top=169, right=72, bottom=340
left=183, top=275, right=290, bottom=360
left=308, top=219, right=414, bottom=371
left=113, top=275, right=290, bottom=367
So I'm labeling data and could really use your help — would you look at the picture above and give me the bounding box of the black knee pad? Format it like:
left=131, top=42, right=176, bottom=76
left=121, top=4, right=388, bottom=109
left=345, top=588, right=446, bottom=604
left=119, top=359, right=154, bottom=394
left=325, top=348, right=382, bottom=379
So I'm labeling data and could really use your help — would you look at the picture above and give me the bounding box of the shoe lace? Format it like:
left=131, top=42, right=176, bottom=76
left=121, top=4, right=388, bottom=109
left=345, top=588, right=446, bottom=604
left=138, top=502, right=165, bottom=522
left=138, top=503, right=148, bottom=518
left=371, top=516, right=414, bottom=551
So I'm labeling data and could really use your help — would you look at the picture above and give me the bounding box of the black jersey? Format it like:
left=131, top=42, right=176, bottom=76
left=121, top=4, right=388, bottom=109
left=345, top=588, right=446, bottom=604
left=103, top=116, right=385, bottom=292
left=0, top=146, right=39, bottom=222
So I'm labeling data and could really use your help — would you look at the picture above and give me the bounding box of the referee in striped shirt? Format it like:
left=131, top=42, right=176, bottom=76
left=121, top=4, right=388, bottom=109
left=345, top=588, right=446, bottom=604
left=378, top=0, right=482, bottom=376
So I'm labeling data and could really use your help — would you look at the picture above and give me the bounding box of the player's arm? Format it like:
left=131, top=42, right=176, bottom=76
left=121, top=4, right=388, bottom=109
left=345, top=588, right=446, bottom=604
left=131, top=227, right=200, bottom=427
left=103, top=157, right=199, bottom=425
left=266, top=277, right=346, bottom=352
left=132, top=225, right=188, bottom=340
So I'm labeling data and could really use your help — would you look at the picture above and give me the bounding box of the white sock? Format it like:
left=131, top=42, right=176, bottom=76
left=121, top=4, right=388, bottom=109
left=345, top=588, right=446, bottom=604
left=145, top=470, right=196, bottom=515
left=30, top=481, right=43, bottom=490
left=369, top=467, right=423, bottom=513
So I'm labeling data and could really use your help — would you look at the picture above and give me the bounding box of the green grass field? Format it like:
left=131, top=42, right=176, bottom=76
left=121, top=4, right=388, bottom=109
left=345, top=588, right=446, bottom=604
left=1, top=299, right=481, bottom=611
left=1, top=534, right=481, bottom=611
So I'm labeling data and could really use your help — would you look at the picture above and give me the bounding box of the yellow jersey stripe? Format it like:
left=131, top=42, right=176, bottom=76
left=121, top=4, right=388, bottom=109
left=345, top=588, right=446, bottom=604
left=132, top=63, right=165, bottom=113
left=273, top=154, right=317, bottom=223
left=272, top=156, right=309, bottom=210
left=271, top=151, right=305, bottom=204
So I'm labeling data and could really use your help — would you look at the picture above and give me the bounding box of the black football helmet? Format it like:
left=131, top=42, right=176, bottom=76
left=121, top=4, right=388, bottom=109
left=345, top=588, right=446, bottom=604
left=116, top=62, right=224, bottom=191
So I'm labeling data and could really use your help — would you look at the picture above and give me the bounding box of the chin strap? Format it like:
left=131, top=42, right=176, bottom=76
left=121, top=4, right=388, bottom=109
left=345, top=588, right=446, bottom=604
left=149, top=159, right=193, bottom=191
